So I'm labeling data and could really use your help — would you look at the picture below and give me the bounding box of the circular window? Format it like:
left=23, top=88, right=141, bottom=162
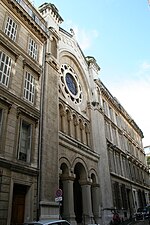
left=65, top=73, right=77, bottom=95
left=59, top=64, right=82, bottom=104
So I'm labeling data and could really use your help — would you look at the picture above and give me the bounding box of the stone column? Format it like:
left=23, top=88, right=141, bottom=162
left=85, top=125, right=90, bottom=147
left=69, top=115, right=74, bottom=138
left=75, top=120, right=80, bottom=141
left=62, top=176, right=76, bottom=225
left=82, top=124, right=87, bottom=145
left=60, top=111, right=66, bottom=133
left=62, top=112, right=68, bottom=134
left=66, top=113, right=71, bottom=136
left=80, top=181, right=94, bottom=225
left=91, top=184, right=101, bottom=224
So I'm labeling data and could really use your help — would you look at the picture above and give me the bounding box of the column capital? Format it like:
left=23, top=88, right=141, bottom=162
left=79, top=179, right=92, bottom=186
left=60, top=174, right=75, bottom=181
left=92, top=183, right=100, bottom=188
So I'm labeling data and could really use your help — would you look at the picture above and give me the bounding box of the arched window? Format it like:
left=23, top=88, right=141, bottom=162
left=51, top=37, right=57, bottom=58
left=59, top=104, right=64, bottom=132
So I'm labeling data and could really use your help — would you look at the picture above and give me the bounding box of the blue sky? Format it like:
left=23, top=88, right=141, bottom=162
left=34, top=0, right=150, bottom=147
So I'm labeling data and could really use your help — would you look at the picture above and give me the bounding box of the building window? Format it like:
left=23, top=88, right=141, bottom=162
left=28, top=38, right=38, bottom=60
left=112, top=126, right=118, bottom=146
left=103, top=99, right=108, bottom=115
left=51, top=37, right=57, bottom=58
left=4, top=17, right=17, bottom=41
left=116, top=153, right=122, bottom=176
left=121, top=184, right=128, bottom=209
left=18, top=120, right=32, bottom=162
left=24, top=72, right=35, bottom=103
left=109, top=150, right=115, bottom=173
left=0, top=51, right=12, bottom=87
left=105, top=121, right=112, bottom=141
left=60, top=64, right=82, bottom=104
left=115, top=113, right=121, bottom=128
left=113, top=182, right=122, bottom=209
left=108, top=106, right=114, bottom=122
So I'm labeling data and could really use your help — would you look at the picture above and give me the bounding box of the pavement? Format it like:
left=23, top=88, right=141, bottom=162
left=125, top=219, right=149, bottom=225
left=109, top=218, right=149, bottom=225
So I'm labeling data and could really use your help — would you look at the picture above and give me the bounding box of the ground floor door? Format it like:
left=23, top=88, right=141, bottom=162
left=11, top=184, right=27, bottom=225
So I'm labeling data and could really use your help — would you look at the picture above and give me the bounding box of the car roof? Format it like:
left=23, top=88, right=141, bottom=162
left=24, top=219, right=70, bottom=225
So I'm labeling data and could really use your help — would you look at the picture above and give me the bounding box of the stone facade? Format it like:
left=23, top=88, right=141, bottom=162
left=0, top=1, right=149, bottom=225
left=0, top=0, right=47, bottom=224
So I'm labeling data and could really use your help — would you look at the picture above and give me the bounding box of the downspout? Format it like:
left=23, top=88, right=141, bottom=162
left=37, top=38, right=47, bottom=221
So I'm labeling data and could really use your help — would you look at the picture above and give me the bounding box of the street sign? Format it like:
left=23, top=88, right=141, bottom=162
left=55, top=197, right=62, bottom=202
left=55, top=189, right=62, bottom=197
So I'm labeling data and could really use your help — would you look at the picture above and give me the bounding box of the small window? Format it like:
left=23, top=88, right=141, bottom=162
left=109, top=106, right=114, bottom=121
left=4, top=17, right=18, bottom=41
left=51, top=37, right=57, bottom=58
left=24, top=72, right=35, bottom=104
left=0, top=51, right=12, bottom=87
left=105, top=121, right=111, bottom=141
left=18, top=120, right=32, bottom=162
left=28, top=38, right=38, bottom=60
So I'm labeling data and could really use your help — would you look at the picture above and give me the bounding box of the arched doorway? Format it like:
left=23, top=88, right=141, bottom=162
left=74, top=165, right=83, bottom=223
left=59, top=163, right=70, bottom=219
left=73, top=162, right=87, bottom=224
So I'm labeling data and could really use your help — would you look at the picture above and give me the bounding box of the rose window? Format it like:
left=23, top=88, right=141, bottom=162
left=59, top=64, right=82, bottom=104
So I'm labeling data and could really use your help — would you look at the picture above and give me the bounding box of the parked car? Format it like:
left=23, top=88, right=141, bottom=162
left=24, top=219, right=71, bottom=225
left=145, top=204, right=150, bottom=219
left=134, top=207, right=150, bottom=221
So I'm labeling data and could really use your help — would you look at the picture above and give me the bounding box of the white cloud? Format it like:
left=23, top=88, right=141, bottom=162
left=63, top=20, right=99, bottom=51
left=110, top=64, right=150, bottom=147
left=75, top=28, right=99, bottom=50
left=141, top=62, right=150, bottom=70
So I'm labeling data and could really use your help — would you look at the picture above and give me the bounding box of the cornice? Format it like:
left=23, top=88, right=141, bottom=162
left=96, top=79, right=143, bottom=138
left=3, top=0, right=49, bottom=41
left=0, top=157, right=38, bottom=176
left=0, top=32, right=19, bottom=59
left=0, top=87, right=40, bottom=119
left=59, top=132, right=100, bottom=162
left=23, top=59, right=42, bottom=77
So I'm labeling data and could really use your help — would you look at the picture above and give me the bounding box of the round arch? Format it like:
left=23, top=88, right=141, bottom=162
left=72, top=157, right=88, bottom=181
left=89, top=169, right=99, bottom=185
left=59, top=50, right=91, bottom=102
left=59, top=157, right=71, bottom=173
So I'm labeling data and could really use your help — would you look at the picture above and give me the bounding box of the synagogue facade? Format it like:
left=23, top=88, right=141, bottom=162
left=0, top=1, right=149, bottom=225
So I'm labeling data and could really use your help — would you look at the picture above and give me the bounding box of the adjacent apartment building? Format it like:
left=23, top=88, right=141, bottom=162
left=0, top=1, right=149, bottom=225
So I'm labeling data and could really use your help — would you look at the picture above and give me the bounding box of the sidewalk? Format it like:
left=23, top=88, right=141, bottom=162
left=120, top=218, right=134, bottom=225
left=120, top=218, right=150, bottom=225
left=131, top=220, right=149, bottom=225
